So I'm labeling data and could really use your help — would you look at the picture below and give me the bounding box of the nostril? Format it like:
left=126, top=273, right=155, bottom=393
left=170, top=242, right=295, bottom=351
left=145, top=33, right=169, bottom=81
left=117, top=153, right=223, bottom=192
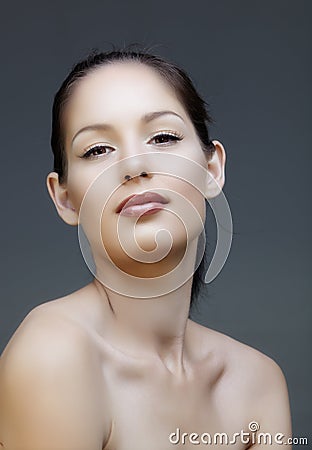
left=124, top=172, right=150, bottom=182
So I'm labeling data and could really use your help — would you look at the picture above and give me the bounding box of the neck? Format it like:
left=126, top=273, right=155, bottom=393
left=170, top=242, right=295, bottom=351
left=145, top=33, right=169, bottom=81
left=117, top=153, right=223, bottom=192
left=92, top=274, right=194, bottom=374
left=90, top=236, right=200, bottom=373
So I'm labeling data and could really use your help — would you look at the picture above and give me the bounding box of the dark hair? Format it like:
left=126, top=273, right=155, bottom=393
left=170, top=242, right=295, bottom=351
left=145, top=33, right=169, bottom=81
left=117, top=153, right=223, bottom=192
left=50, top=47, right=215, bottom=306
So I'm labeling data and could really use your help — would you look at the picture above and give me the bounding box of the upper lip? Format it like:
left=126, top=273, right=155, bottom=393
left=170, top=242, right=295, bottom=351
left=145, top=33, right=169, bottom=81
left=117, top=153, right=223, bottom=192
left=116, top=191, right=169, bottom=213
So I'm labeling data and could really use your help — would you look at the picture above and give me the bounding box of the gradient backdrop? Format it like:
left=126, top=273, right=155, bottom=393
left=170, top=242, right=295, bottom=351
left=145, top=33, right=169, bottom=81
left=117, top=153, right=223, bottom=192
left=0, top=0, right=311, bottom=445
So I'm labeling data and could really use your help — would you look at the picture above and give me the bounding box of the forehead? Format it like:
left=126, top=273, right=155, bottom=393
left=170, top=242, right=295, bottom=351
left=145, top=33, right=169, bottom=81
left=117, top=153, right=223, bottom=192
left=63, top=62, right=187, bottom=133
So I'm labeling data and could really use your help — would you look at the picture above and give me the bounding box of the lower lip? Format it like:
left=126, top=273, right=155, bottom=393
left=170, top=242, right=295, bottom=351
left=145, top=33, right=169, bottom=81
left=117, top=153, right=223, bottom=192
left=119, top=202, right=166, bottom=217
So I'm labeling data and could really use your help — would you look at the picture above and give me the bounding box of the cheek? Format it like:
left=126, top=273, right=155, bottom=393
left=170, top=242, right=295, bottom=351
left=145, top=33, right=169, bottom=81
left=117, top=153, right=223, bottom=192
left=158, top=147, right=208, bottom=219
left=164, top=173, right=207, bottom=226
left=175, top=184, right=206, bottom=243
left=66, top=169, right=92, bottom=210
left=67, top=170, right=115, bottom=252
left=66, top=164, right=115, bottom=212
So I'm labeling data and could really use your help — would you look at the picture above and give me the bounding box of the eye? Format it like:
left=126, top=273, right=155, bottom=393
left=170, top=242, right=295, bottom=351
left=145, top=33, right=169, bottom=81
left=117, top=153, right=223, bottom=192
left=148, top=131, right=184, bottom=146
left=82, top=144, right=115, bottom=159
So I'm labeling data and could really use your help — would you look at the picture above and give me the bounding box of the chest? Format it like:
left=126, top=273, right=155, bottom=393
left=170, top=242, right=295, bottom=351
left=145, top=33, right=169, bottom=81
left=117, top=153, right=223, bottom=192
left=103, top=370, right=248, bottom=450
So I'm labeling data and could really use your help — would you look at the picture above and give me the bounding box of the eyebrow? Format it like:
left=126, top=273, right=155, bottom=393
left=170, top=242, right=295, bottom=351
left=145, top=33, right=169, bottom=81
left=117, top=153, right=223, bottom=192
left=71, top=110, right=185, bottom=145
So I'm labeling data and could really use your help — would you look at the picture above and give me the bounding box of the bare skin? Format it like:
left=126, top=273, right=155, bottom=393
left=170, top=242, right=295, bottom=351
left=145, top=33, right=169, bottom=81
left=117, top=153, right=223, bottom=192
left=0, top=281, right=292, bottom=450
left=0, top=62, right=292, bottom=449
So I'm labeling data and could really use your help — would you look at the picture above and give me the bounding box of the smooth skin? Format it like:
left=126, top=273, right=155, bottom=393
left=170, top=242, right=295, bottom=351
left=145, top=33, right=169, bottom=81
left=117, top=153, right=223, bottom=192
left=0, top=62, right=292, bottom=450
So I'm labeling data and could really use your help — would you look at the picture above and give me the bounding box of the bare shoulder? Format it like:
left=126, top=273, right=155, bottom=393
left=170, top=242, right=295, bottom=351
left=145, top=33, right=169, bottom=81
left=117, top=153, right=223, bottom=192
left=1, top=299, right=88, bottom=366
left=195, top=323, right=292, bottom=441
left=199, top=325, right=289, bottom=398
left=215, top=328, right=287, bottom=392
left=0, top=282, right=102, bottom=361
left=0, top=302, right=109, bottom=450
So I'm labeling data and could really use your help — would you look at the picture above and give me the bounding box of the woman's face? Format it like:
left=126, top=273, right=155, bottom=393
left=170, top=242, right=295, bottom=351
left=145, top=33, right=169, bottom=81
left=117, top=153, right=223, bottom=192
left=55, top=62, right=222, bottom=278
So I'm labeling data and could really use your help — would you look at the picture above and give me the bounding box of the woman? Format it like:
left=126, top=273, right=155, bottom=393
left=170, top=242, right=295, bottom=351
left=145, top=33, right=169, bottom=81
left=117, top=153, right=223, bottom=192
left=0, top=50, right=292, bottom=449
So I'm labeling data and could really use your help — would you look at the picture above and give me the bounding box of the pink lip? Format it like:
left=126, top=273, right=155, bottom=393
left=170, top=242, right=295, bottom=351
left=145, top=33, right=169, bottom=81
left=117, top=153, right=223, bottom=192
left=116, top=192, right=168, bottom=216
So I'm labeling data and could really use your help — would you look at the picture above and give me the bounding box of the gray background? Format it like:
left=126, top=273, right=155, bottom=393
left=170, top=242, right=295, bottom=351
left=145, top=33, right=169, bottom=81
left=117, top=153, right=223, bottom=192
left=0, top=0, right=310, bottom=444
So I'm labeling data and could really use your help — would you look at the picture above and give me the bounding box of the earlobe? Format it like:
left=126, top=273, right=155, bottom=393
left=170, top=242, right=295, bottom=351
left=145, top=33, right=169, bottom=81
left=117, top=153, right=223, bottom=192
left=46, top=172, right=78, bottom=226
left=205, top=140, right=226, bottom=199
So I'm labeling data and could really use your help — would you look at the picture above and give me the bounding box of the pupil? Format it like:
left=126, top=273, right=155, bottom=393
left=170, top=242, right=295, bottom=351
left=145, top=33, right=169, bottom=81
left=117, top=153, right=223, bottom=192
left=158, top=135, right=168, bottom=143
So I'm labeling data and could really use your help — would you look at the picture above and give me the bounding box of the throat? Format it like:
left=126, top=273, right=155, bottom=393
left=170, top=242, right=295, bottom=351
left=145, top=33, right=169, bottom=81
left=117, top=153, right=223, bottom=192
left=92, top=277, right=193, bottom=370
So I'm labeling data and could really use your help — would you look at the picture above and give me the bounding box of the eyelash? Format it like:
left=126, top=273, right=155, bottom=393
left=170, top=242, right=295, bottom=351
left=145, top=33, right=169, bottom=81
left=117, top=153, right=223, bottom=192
left=81, top=131, right=184, bottom=159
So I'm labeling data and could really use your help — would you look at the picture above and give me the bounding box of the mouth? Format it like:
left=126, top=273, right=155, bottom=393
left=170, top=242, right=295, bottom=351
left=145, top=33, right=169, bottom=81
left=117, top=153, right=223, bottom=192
left=116, top=191, right=169, bottom=217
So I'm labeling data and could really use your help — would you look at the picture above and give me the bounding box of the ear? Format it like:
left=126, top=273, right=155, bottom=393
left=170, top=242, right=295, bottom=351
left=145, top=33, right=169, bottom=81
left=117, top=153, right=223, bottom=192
left=46, top=172, right=78, bottom=226
left=204, top=140, right=226, bottom=199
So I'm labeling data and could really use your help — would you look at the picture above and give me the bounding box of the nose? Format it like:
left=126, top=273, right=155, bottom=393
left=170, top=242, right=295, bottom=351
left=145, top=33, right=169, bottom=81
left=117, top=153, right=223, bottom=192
left=119, top=152, right=152, bottom=184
